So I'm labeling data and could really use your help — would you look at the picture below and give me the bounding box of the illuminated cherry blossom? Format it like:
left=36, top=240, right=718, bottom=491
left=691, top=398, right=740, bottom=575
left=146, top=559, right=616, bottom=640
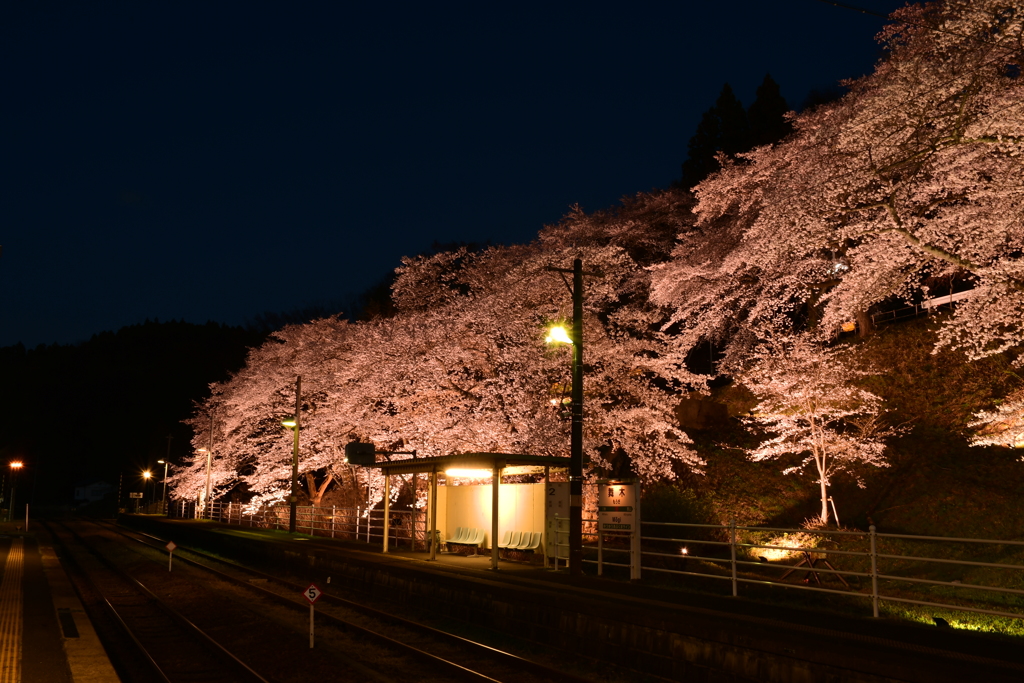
left=741, top=334, right=895, bottom=525
left=969, top=389, right=1024, bottom=450
left=653, top=0, right=1024, bottom=365
left=172, top=197, right=706, bottom=506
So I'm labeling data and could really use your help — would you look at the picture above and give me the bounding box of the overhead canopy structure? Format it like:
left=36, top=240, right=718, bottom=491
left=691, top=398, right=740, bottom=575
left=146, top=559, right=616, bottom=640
left=360, top=452, right=571, bottom=569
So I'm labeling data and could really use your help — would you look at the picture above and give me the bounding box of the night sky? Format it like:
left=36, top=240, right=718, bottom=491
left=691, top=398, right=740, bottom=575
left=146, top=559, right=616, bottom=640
left=1, top=0, right=904, bottom=349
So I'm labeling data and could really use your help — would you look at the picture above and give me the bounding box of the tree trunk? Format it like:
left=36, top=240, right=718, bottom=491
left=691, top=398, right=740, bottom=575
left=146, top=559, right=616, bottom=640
left=856, top=309, right=873, bottom=338
left=819, top=476, right=830, bottom=525
left=305, top=471, right=334, bottom=507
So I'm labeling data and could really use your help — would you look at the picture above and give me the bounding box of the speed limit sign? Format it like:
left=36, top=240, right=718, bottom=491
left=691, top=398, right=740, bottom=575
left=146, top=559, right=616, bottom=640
left=303, top=583, right=322, bottom=648
left=303, top=584, right=322, bottom=604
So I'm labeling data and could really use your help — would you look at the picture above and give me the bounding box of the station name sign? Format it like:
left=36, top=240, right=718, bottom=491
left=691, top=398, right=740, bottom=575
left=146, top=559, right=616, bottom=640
left=598, top=480, right=635, bottom=531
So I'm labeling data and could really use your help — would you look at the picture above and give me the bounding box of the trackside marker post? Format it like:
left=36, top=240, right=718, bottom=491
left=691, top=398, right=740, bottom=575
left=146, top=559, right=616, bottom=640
left=303, top=583, right=322, bottom=648
left=166, top=541, right=177, bottom=572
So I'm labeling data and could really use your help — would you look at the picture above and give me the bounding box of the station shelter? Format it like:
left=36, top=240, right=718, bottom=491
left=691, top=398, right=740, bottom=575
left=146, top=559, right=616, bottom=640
left=362, top=452, right=572, bottom=570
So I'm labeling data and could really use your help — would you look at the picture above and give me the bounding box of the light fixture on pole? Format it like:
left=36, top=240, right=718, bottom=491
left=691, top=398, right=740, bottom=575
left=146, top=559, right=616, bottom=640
left=157, top=459, right=169, bottom=514
left=545, top=257, right=597, bottom=578
left=7, top=461, right=23, bottom=523
left=282, top=375, right=301, bottom=533
left=545, top=326, right=573, bottom=345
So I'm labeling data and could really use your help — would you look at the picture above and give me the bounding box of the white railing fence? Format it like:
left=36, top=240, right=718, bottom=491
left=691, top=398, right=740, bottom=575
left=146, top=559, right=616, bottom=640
left=587, top=519, right=1024, bottom=622
left=162, top=500, right=1024, bottom=623
left=167, top=499, right=428, bottom=551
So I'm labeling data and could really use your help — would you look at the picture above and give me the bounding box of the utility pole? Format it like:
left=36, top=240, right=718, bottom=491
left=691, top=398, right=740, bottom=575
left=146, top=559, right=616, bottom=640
left=546, top=258, right=599, bottom=578
left=289, top=376, right=301, bottom=533
left=569, top=258, right=584, bottom=578
left=204, top=411, right=215, bottom=517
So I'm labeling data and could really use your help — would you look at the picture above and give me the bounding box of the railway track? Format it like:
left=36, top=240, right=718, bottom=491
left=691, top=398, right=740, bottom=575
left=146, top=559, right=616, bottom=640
left=44, top=520, right=270, bottom=683
left=48, top=517, right=617, bottom=683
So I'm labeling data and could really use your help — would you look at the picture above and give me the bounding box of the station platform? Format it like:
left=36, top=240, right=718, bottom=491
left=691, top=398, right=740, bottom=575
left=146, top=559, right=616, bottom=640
left=123, top=514, right=1024, bottom=683
left=0, top=521, right=119, bottom=683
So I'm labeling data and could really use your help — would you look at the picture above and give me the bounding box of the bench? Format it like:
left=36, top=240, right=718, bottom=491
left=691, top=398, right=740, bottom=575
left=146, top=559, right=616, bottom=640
left=497, top=530, right=543, bottom=560
left=445, top=527, right=486, bottom=555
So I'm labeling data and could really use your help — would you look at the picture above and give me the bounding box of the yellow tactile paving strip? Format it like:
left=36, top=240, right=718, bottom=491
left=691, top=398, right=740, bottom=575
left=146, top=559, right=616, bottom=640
left=0, top=538, right=24, bottom=683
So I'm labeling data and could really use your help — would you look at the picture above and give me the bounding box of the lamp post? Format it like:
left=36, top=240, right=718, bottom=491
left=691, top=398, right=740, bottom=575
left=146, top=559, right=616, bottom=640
left=282, top=375, right=301, bottom=534
left=198, top=409, right=215, bottom=518
left=142, top=470, right=152, bottom=511
left=157, top=459, right=169, bottom=514
left=546, top=258, right=590, bottom=578
left=7, top=461, right=23, bottom=523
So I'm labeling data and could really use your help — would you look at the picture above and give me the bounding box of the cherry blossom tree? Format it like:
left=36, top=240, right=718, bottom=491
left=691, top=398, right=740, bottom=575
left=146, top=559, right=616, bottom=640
left=740, top=334, right=895, bottom=525
left=375, top=215, right=706, bottom=480
left=969, top=388, right=1024, bottom=449
left=653, top=0, right=1024, bottom=367
left=170, top=317, right=382, bottom=510
left=171, top=190, right=710, bottom=508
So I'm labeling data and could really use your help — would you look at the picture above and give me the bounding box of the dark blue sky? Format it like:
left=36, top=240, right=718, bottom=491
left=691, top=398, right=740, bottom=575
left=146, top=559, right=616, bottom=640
left=1, top=0, right=904, bottom=348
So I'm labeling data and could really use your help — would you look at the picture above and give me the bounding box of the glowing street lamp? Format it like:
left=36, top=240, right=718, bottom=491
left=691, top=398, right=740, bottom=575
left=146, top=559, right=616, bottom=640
left=545, top=325, right=573, bottom=345
left=8, top=461, right=23, bottom=523
left=142, top=470, right=152, bottom=507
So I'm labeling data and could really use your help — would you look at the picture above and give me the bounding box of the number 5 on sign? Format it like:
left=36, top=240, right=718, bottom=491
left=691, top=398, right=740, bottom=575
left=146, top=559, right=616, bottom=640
left=303, top=584, right=322, bottom=648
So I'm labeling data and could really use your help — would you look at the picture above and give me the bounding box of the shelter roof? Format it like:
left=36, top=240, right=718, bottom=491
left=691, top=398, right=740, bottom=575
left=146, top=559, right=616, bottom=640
left=362, top=452, right=571, bottom=476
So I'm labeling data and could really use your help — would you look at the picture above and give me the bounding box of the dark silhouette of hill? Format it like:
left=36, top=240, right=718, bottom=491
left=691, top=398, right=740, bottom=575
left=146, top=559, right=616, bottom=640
left=0, top=319, right=265, bottom=507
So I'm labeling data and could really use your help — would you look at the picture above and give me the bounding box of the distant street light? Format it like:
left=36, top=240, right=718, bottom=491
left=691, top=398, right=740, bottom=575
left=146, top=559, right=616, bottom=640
left=143, top=470, right=152, bottom=508
left=282, top=375, right=302, bottom=533
left=8, top=461, right=23, bottom=523
left=157, top=459, right=169, bottom=514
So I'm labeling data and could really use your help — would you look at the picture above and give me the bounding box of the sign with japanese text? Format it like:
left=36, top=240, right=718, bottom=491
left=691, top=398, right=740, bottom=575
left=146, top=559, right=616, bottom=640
left=545, top=482, right=569, bottom=558
left=598, top=480, right=635, bottom=531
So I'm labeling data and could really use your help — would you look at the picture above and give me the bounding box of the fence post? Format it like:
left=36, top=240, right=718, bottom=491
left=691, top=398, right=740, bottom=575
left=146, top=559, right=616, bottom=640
left=631, top=480, right=642, bottom=581
left=332, top=506, right=336, bottom=538
left=869, top=525, right=879, bottom=618
left=730, top=519, right=738, bottom=597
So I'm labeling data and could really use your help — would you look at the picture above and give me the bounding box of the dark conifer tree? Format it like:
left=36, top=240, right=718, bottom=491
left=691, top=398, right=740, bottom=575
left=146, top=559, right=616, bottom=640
left=714, top=83, right=750, bottom=154
left=747, top=74, right=792, bottom=148
left=680, top=83, right=750, bottom=189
